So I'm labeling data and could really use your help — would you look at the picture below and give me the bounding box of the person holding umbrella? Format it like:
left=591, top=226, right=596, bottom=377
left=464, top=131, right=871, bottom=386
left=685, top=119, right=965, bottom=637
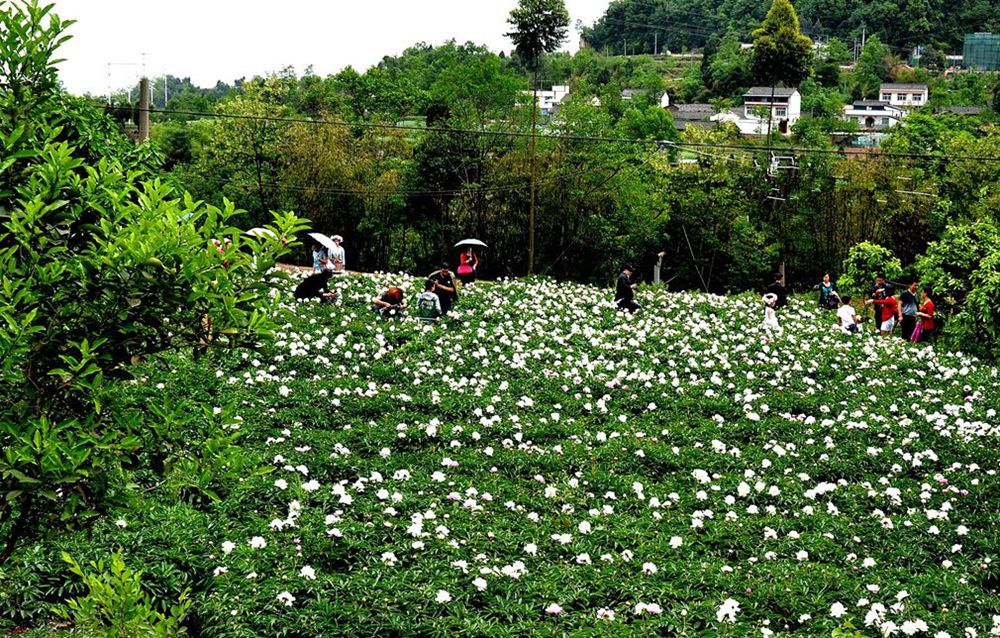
left=455, top=239, right=487, bottom=285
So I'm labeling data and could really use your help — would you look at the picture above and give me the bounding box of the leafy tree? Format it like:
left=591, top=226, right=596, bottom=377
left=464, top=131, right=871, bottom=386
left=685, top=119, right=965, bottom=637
left=838, top=242, right=904, bottom=294
left=750, top=0, right=813, bottom=139
left=506, top=0, right=570, bottom=275
left=707, top=31, right=751, bottom=98
left=852, top=36, right=892, bottom=99
left=0, top=0, right=306, bottom=564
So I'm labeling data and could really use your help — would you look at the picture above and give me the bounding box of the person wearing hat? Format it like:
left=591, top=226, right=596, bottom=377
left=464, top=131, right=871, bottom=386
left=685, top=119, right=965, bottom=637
left=615, top=264, right=640, bottom=313
left=328, top=235, right=346, bottom=273
left=762, top=293, right=781, bottom=333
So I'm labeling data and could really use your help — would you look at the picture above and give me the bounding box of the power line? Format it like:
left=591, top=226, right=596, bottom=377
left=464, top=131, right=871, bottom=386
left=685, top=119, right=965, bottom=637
left=104, top=106, right=1000, bottom=164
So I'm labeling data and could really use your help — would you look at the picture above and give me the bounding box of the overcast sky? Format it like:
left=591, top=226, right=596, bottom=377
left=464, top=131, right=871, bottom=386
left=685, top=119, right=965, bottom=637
left=51, top=1, right=610, bottom=96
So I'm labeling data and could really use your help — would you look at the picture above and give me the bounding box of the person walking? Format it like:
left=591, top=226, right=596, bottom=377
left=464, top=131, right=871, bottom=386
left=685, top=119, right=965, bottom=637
left=615, top=264, right=640, bottom=313
left=899, top=280, right=920, bottom=341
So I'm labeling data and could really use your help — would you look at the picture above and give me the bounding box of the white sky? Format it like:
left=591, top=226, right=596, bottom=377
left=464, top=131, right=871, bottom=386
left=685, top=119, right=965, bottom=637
left=51, top=1, right=610, bottom=96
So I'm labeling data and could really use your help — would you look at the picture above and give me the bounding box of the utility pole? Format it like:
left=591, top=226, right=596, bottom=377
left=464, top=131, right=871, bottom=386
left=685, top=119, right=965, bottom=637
left=861, top=25, right=866, bottom=51
left=624, top=39, right=627, bottom=56
left=138, top=77, right=150, bottom=143
left=654, top=33, right=658, bottom=56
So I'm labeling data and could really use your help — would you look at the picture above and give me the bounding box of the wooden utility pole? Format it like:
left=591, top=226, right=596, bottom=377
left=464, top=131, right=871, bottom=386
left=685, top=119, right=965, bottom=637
left=528, top=87, right=538, bottom=275
left=138, top=77, right=151, bottom=143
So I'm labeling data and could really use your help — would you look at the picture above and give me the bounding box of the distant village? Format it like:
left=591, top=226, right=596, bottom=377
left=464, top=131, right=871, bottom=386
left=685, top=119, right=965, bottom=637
left=525, top=32, right=1000, bottom=148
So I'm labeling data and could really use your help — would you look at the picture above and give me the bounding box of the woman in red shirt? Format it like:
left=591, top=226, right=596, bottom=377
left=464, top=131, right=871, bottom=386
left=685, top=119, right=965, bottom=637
left=916, top=287, right=936, bottom=343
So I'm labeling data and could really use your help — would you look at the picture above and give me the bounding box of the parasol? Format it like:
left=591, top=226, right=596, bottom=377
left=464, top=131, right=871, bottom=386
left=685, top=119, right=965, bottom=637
left=454, top=239, right=488, bottom=249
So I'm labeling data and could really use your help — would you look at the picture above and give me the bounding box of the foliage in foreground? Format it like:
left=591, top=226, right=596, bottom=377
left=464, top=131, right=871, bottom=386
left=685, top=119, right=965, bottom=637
left=0, top=0, right=307, bottom=567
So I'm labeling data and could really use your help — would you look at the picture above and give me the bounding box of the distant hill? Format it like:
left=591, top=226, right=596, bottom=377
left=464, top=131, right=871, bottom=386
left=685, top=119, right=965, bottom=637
left=582, top=0, right=1000, bottom=56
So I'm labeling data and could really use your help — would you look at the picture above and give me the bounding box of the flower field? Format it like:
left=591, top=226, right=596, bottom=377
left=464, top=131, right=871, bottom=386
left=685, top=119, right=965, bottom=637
left=9, top=274, right=1000, bottom=637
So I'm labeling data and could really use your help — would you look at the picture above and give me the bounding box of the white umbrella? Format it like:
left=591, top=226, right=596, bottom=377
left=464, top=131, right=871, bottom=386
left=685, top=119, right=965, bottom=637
left=247, top=227, right=276, bottom=239
left=454, top=239, right=488, bottom=248
left=308, top=232, right=338, bottom=253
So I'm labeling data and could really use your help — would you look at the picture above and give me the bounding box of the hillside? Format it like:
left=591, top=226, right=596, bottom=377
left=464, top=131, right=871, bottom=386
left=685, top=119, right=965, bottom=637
left=583, top=0, right=1000, bottom=55
left=7, top=274, right=999, bottom=636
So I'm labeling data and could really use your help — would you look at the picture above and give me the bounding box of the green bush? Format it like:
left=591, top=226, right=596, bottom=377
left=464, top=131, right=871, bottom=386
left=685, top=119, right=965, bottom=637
left=837, top=241, right=903, bottom=294
left=0, top=0, right=307, bottom=565
left=918, top=219, right=1000, bottom=358
left=54, top=551, right=191, bottom=637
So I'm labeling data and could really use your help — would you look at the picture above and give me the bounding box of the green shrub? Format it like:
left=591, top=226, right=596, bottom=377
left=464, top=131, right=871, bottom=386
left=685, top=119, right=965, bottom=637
left=54, top=551, right=191, bottom=638
left=837, top=241, right=903, bottom=294
left=0, top=0, right=307, bottom=565
left=918, top=219, right=1000, bottom=358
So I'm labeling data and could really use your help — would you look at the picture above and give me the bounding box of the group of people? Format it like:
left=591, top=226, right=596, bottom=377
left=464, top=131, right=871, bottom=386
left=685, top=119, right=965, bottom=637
left=760, top=271, right=938, bottom=343
left=371, top=264, right=461, bottom=322
left=312, top=236, right=347, bottom=274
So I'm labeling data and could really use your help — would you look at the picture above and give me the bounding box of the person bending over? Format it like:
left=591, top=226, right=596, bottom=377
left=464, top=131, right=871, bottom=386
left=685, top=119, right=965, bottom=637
left=372, top=286, right=407, bottom=317
left=294, top=270, right=337, bottom=303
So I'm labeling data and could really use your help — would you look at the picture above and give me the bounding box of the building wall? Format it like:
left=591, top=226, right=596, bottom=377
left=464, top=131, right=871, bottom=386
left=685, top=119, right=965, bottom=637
left=964, top=33, right=1000, bottom=71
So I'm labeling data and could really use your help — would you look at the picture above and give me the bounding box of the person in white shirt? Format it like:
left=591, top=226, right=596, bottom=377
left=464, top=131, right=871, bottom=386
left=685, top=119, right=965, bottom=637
left=328, top=235, right=346, bottom=272
left=836, top=295, right=861, bottom=333
left=762, top=293, right=781, bottom=333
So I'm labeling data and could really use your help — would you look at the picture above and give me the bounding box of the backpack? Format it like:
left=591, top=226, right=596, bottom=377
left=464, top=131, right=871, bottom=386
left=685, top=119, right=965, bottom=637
left=416, top=295, right=440, bottom=321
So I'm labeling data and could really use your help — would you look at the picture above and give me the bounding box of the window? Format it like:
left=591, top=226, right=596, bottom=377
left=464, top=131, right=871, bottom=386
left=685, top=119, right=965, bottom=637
left=913, top=94, right=923, bottom=103
left=882, top=93, right=892, bottom=101
left=897, top=93, right=905, bottom=101
left=775, top=108, right=787, bottom=117
left=882, top=117, right=890, bottom=126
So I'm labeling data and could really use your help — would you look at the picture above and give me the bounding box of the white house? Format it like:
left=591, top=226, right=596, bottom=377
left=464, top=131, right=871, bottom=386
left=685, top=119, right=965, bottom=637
left=591, top=90, right=671, bottom=109
left=878, top=83, right=928, bottom=109
left=523, top=85, right=571, bottom=116
left=712, top=87, right=801, bottom=136
left=843, top=100, right=905, bottom=130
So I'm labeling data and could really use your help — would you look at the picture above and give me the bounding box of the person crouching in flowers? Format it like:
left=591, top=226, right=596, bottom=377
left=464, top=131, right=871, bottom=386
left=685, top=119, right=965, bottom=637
left=865, top=288, right=901, bottom=337
left=372, top=286, right=406, bottom=318
left=762, top=293, right=781, bottom=333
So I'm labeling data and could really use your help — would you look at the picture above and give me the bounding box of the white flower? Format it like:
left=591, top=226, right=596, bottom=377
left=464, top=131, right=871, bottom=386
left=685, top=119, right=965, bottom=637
left=115, top=519, right=127, bottom=528
left=597, top=608, right=616, bottom=621
left=545, top=603, right=564, bottom=615
left=642, top=562, right=658, bottom=575
left=300, top=565, right=316, bottom=580
left=473, top=577, right=487, bottom=591
left=578, top=521, right=592, bottom=534
left=249, top=536, right=267, bottom=549
left=274, top=478, right=288, bottom=490
left=221, top=541, right=236, bottom=555
left=435, top=590, right=452, bottom=603
left=830, top=602, right=847, bottom=618
left=276, top=591, right=295, bottom=606
left=669, top=536, right=683, bottom=548
left=302, top=479, right=321, bottom=492
left=717, top=598, right=740, bottom=623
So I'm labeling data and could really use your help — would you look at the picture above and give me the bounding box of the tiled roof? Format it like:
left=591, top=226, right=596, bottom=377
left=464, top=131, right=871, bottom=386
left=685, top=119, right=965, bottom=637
left=744, top=87, right=797, bottom=97
left=880, top=83, right=928, bottom=90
